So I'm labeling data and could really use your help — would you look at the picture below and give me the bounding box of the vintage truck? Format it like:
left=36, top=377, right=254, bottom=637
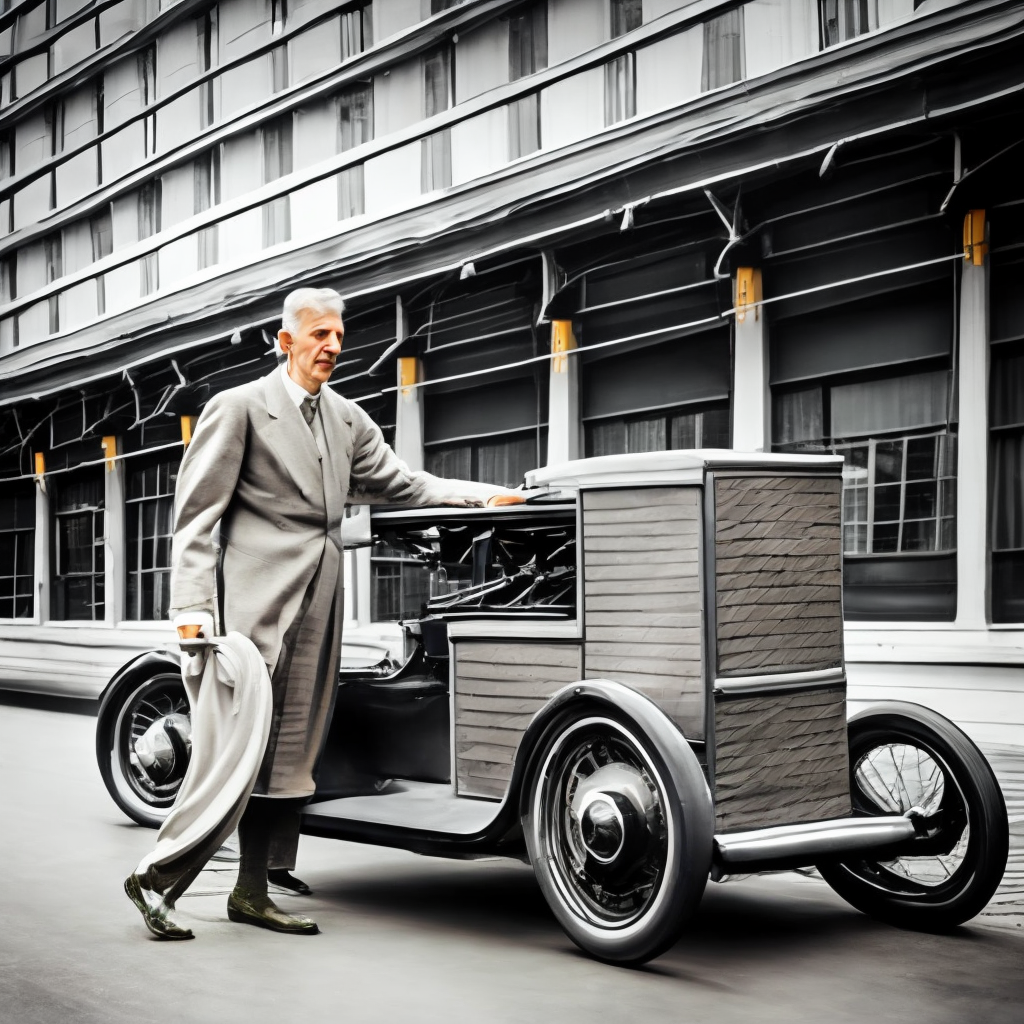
left=95, top=450, right=1009, bottom=964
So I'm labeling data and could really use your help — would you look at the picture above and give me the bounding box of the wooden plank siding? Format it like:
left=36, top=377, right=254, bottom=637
left=582, top=487, right=705, bottom=739
left=454, top=641, right=584, bottom=799
left=714, top=475, right=844, bottom=675
left=714, top=686, right=852, bottom=832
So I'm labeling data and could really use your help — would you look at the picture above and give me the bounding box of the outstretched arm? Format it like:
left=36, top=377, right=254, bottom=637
left=345, top=404, right=521, bottom=507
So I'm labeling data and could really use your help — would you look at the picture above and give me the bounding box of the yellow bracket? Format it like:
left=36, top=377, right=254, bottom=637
left=101, top=435, right=117, bottom=472
left=963, top=210, right=987, bottom=266
left=180, top=415, right=198, bottom=446
left=551, top=320, right=576, bottom=373
left=398, top=356, right=420, bottom=397
left=735, top=267, right=762, bottom=323
left=33, top=451, right=46, bottom=494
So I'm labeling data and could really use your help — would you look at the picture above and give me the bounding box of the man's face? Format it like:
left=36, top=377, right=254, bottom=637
left=278, top=308, right=344, bottom=394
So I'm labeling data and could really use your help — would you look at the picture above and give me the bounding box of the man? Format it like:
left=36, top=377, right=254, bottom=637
left=126, top=287, right=518, bottom=939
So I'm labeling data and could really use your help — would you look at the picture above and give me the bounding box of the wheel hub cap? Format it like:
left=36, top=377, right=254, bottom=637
left=570, top=763, right=655, bottom=872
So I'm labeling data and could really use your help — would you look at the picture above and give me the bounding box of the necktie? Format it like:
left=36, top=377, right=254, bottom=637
left=300, top=396, right=317, bottom=427
left=301, top=396, right=325, bottom=459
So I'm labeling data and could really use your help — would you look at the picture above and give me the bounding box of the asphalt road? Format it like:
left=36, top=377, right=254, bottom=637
left=1, top=698, right=1022, bottom=1024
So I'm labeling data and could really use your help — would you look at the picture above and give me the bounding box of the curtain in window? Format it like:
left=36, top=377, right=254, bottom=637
left=341, top=4, right=373, bottom=60
left=421, top=131, right=451, bottom=192
left=338, top=165, right=365, bottom=219
left=702, top=8, right=745, bottom=91
left=262, top=117, right=292, bottom=246
left=991, top=351, right=1024, bottom=550
left=426, top=444, right=472, bottom=480
left=509, top=94, right=540, bottom=159
left=774, top=387, right=824, bottom=445
left=339, top=83, right=373, bottom=150
left=509, top=3, right=547, bottom=80
left=604, top=53, right=636, bottom=125
left=611, top=0, right=642, bottom=38
left=744, top=0, right=817, bottom=79
left=477, top=436, right=535, bottom=487
left=819, top=0, right=877, bottom=47
left=831, top=369, right=949, bottom=439
left=424, top=47, right=452, bottom=117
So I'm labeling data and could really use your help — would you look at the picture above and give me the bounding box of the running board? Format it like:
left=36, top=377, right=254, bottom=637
left=712, top=815, right=917, bottom=878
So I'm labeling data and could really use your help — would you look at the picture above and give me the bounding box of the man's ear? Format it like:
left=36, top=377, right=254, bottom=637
left=278, top=330, right=292, bottom=355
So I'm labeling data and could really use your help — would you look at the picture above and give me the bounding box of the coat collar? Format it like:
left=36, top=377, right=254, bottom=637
left=261, top=370, right=352, bottom=521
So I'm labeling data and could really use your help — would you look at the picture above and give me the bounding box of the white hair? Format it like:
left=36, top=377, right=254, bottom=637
left=280, top=287, right=345, bottom=336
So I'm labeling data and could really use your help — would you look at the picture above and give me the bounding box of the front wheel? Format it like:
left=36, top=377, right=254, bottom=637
left=96, top=670, right=192, bottom=828
left=817, top=702, right=1008, bottom=931
left=523, top=712, right=713, bottom=965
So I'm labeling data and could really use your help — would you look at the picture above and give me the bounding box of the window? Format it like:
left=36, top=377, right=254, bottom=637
left=0, top=129, right=14, bottom=178
left=991, top=347, right=1024, bottom=621
left=341, top=1, right=373, bottom=59
left=371, top=540, right=430, bottom=622
left=509, top=94, right=540, bottom=159
left=44, top=231, right=62, bottom=332
left=819, top=0, right=877, bottom=48
left=702, top=7, right=745, bottom=91
left=338, top=82, right=372, bottom=218
left=604, top=53, right=635, bottom=125
left=610, top=0, right=642, bottom=38
left=0, top=481, right=34, bottom=619
left=272, top=0, right=287, bottom=35
left=586, top=405, right=730, bottom=457
left=262, top=115, right=292, bottom=246
left=1, top=256, right=17, bottom=348
left=139, top=44, right=156, bottom=156
left=773, top=368, right=957, bottom=620
left=137, top=180, right=160, bottom=294
left=422, top=46, right=453, bottom=192
left=194, top=149, right=219, bottom=267
left=89, top=206, right=111, bottom=312
left=509, top=2, right=547, bottom=81
left=198, top=8, right=217, bottom=128
left=430, top=0, right=459, bottom=12
left=425, top=434, right=537, bottom=488
left=51, top=468, right=105, bottom=621
left=125, top=456, right=178, bottom=621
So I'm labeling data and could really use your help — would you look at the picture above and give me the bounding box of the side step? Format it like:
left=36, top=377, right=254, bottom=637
left=712, top=815, right=916, bottom=878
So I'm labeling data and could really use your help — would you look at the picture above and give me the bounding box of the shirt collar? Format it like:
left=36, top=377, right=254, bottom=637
left=279, top=362, right=319, bottom=408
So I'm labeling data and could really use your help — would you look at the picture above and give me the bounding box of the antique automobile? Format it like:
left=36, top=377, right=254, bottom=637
left=95, top=451, right=1009, bottom=965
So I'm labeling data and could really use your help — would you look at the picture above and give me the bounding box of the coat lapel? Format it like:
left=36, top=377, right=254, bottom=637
left=262, top=369, right=325, bottom=501
left=318, top=385, right=352, bottom=530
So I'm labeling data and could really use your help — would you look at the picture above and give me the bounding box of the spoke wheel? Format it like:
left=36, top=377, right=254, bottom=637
left=818, top=704, right=1008, bottom=930
left=524, top=713, right=712, bottom=965
left=97, top=672, right=191, bottom=828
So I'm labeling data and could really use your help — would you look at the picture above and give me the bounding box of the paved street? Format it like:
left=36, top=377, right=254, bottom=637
left=1, top=698, right=1022, bottom=1024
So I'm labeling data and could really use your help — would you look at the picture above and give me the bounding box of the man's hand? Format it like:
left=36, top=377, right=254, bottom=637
left=486, top=494, right=526, bottom=507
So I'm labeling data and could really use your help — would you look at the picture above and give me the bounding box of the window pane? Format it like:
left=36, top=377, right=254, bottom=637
left=702, top=8, right=745, bottom=91
left=832, top=370, right=949, bottom=438
left=774, top=387, right=823, bottom=444
left=625, top=417, right=665, bottom=453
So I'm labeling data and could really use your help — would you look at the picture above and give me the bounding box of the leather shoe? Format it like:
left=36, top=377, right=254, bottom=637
left=227, top=888, right=319, bottom=934
left=125, top=873, right=194, bottom=940
left=268, top=869, right=312, bottom=896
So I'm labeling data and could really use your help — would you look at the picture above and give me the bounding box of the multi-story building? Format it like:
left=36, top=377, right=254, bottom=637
left=0, top=1, right=1022, bottom=759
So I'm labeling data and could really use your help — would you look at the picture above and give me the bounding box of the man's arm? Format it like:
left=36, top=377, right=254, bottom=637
left=345, top=404, right=519, bottom=507
left=169, top=391, right=249, bottom=625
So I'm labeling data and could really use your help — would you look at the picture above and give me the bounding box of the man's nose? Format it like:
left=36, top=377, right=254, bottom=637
left=325, top=332, right=342, bottom=352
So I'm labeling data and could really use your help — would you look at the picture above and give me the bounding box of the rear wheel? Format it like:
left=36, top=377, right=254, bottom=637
left=523, top=713, right=712, bottom=965
left=96, top=672, right=192, bottom=828
left=818, top=703, right=1008, bottom=930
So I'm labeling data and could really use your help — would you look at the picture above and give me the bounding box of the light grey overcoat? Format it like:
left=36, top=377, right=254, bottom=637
left=170, top=368, right=495, bottom=798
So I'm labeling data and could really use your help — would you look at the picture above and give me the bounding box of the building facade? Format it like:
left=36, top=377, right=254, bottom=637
left=0, top=0, right=1022, bottom=752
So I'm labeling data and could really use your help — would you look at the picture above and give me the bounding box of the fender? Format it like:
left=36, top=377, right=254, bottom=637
left=509, top=678, right=713, bottom=822
left=96, top=649, right=182, bottom=719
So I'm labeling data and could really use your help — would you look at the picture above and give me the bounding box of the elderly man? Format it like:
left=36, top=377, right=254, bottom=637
left=126, top=287, right=517, bottom=939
